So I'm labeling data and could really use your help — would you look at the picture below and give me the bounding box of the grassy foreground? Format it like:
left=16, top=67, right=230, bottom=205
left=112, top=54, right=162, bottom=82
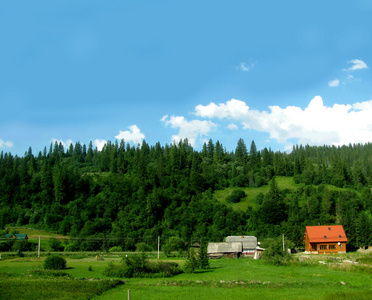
left=96, top=255, right=372, bottom=300
left=1, top=252, right=372, bottom=300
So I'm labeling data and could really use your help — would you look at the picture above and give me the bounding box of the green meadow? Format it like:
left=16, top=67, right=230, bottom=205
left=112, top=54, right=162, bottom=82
left=1, top=252, right=372, bottom=300
left=214, top=176, right=354, bottom=211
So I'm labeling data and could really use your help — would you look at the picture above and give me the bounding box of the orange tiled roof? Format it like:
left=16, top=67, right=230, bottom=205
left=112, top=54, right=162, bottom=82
left=305, top=225, right=348, bottom=243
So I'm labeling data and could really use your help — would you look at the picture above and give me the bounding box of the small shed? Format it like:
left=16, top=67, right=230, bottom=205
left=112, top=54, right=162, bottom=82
left=4, top=233, right=28, bottom=240
left=225, top=236, right=258, bottom=256
left=207, top=242, right=242, bottom=258
left=254, top=247, right=265, bottom=259
left=304, top=225, right=347, bottom=254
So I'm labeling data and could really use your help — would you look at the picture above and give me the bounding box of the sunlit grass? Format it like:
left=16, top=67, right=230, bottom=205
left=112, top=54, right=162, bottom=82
left=214, top=176, right=297, bottom=211
left=2, top=248, right=372, bottom=300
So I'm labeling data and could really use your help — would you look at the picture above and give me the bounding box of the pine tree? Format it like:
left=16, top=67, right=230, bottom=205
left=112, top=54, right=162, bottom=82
left=198, top=241, right=210, bottom=269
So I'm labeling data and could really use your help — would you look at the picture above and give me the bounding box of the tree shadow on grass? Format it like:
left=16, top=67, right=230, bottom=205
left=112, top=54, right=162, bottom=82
left=193, top=268, right=216, bottom=274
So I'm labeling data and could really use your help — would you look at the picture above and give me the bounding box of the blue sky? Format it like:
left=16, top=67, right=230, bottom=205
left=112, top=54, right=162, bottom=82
left=1, top=0, right=372, bottom=156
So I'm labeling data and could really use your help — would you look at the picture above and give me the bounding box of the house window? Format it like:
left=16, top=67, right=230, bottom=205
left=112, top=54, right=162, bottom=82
left=324, top=235, right=327, bottom=239
left=320, top=245, right=327, bottom=250
left=328, top=227, right=331, bottom=230
left=339, top=235, right=342, bottom=238
left=329, top=244, right=336, bottom=250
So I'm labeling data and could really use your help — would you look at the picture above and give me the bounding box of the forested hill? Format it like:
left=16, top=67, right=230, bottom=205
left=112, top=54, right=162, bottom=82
left=1, top=139, right=372, bottom=250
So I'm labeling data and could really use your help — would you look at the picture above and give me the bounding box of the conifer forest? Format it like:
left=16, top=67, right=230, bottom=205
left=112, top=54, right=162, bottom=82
left=1, top=139, right=372, bottom=251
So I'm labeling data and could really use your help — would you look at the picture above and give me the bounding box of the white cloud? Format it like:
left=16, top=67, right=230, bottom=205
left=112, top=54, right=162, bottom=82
left=0, top=139, right=13, bottom=149
left=93, top=139, right=107, bottom=151
left=227, top=123, right=238, bottom=130
left=328, top=79, right=340, bottom=87
left=161, top=115, right=216, bottom=146
left=115, top=124, right=145, bottom=145
left=51, top=138, right=73, bottom=148
left=346, top=59, right=368, bottom=71
left=237, top=62, right=255, bottom=72
left=193, top=97, right=372, bottom=148
left=195, top=99, right=251, bottom=119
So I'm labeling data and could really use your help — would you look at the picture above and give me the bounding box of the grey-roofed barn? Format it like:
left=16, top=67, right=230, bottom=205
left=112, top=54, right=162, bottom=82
left=225, top=236, right=258, bottom=255
left=207, top=242, right=242, bottom=258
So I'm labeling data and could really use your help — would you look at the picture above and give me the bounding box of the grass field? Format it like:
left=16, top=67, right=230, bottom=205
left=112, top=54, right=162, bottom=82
left=213, top=176, right=298, bottom=211
left=4, top=227, right=68, bottom=240
left=1, top=252, right=371, bottom=300
left=213, top=176, right=352, bottom=211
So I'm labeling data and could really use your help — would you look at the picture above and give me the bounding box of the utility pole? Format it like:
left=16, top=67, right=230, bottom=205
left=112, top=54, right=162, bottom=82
left=38, top=236, right=40, bottom=258
left=282, top=234, right=285, bottom=252
left=157, top=236, right=160, bottom=259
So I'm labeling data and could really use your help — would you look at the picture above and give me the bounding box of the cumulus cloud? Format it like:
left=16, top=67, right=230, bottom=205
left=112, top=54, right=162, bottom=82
left=161, top=115, right=216, bottom=146
left=93, top=139, right=107, bottom=151
left=193, top=97, right=372, bottom=148
left=0, top=139, right=13, bottom=149
left=115, top=125, right=145, bottom=145
left=195, top=99, right=252, bottom=119
left=227, top=123, right=238, bottom=130
left=328, top=79, right=340, bottom=87
left=346, top=59, right=368, bottom=71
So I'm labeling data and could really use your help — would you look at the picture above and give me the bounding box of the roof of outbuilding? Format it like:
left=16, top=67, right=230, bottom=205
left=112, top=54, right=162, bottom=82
left=207, top=242, right=242, bottom=254
left=4, top=233, right=28, bottom=240
left=225, top=236, right=257, bottom=249
left=305, top=225, right=347, bottom=243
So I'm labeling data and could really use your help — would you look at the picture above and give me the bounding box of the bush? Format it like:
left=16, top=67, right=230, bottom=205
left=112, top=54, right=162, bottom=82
left=262, top=237, right=291, bottom=266
left=64, top=242, right=79, bottom=252
left=12, top=240, right=31, bottom=252
left=255, top=192, right=264, bottom=205
left=135, top=242, right=153, bottom=252
left=109, top=246, right=123, bottom=252
left=198, top=242, right=210, bottom=269
left=162, top=237, right=186, bottom=257
left=148, top=261, right=182, bottom=277
left=183, top=250, right=198, bottom=273
left=28, top=268, right=71, bottom=277
left=103, top=253, right=182, bottom=278
left=49, top=238, right=64, bottom=252
left=0, top=241, right=12, bottom=251
left=44, top=255, right=67, bottom=270
left=226, top=189, right=246, bottom=203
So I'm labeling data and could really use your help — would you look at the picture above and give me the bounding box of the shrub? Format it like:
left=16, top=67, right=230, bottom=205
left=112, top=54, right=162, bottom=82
left=109, top=246, right=123, bottom=252
left=49, top=238, right=64, bottom=252
left=103, top=253, right=182, bottom=278
left=135, top=242, right=153, bottom=252
left=255, top=192, right=264, bottom=205
left=29, top=268, right=71, bottom=277
left=162, top=237, right=186, bottom=257
left=198, top=242, right=210, bottom=269
left=183, top=250, right=198, bottom=273
left=0, top=241, right=12, bottom=252
left=44, top=255, right=67, bottom=270
left=262, top=237, right=291, bottom=266
left=148, top=261, right=182, bottom=277
left=64, top=242, right=79, bottom=252
left=226, top=189, right=246, bottom=203
left=12, top=240, right=31, bottom=252
left=103, top=261, right=127, bottom=277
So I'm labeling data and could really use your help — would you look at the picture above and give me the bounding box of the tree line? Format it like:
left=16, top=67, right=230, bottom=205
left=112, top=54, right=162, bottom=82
left=1, top=139, right=371, bottom=250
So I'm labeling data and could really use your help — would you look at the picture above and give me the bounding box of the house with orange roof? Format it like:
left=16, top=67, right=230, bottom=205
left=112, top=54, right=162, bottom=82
left=304, top=225, right=347, bottom=254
